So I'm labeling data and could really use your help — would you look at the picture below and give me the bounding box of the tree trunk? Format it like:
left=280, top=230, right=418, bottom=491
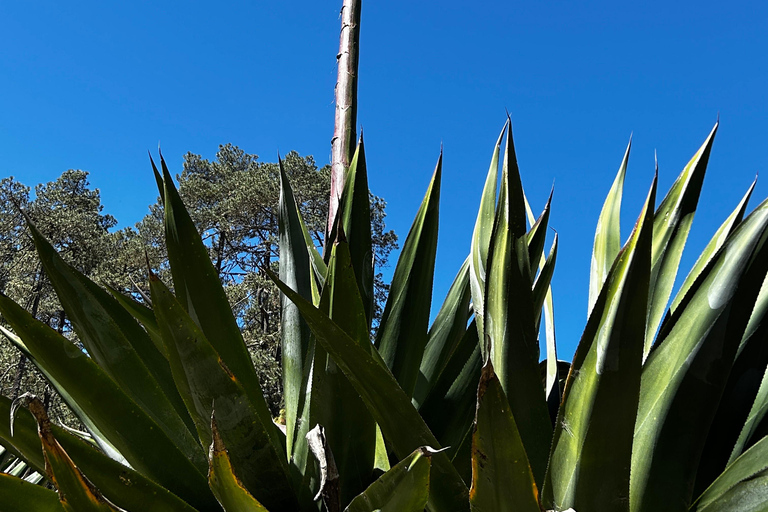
left=327, top=0, right=362, bottom=242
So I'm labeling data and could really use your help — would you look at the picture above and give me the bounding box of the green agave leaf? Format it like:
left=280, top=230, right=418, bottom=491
left=312, top=239, right=377, bottom=506
left=589, top=136, right=631, bottom=314
left=524, top=193, right=560, bottom=422
left=631, top=195, right=768, bottom=512
left=278, top=159, right=314, bottom=458
left=470, top=121, right=506, bottom=344
left=526, top=188, right=553, bottom=274
left=157, top=155, right=280, bottom=454
left=24, top=396, right=121, bottom=512
left=693, top=435, right=768, bottom=511
left=0, top=473, right=64, bottom=512
left=208, top=415, right=269, bottom=512
left=150, top=274, right=297, bottom=511
left=413, top=258, right=472, bottom=409
left=532, top=234, right=558, bottom=329
left=337, top=137, right=375, bottom=326
left=1, top=396, right=198, bottom=512
left=645, top=122, right=719, bottom=356
left=107, top=286, right=167, bottom=359
left=375, top=154, right=441, bottom=398
left=670, top=178, right=756, bottom=314
left=470, top=361, right=540, bottom=512
left=268, top=271, right=470, bottom=512
left=542, top=175, right=655, bottom=512
left=26, top=222, right=198, bottom=453
left=0, top=296, right=217, bottom=510
left=726, top=272, right=768, bottom=464
left=694, top=270, right=768, bottom=496
left=484, top=121, right=551, bottom=485
left=344, top=447, right=434, bottom=512
left=419, top=321, right=482, bottom=465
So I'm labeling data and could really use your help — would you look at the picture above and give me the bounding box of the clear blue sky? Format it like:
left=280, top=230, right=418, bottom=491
left=2, top=1, right=767, bottom=359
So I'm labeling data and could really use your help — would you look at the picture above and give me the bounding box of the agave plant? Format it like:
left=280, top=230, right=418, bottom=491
left=1, top=118, right=768, bottom=512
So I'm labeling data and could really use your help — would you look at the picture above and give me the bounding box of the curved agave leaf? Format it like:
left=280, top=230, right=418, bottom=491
left=526, top=188, right=553, bottom=276
left=726, top=273, right=768, bottom=464
left=484, top=121, right=551, bottom=485
left=23, top=396, right=121, bottom=512
left=375, top=154, right=441, bottom=398
left=532, top=234, right=558, bottom=329
left=694, top=270, right=768, bottom=495
left=470, top=361, right=540, bottom=512
left=693, top=435, right=768, bottom=511
left=645, top=122, right=719, bottom=356
left=268, top=271, right=470, bottom=512
left=470, top=122, right=506, bottom=345
left=524, top=193, right=560, bottom=420
left=1, top=396, right=199, bottom=512
left=413, top=258, right=472, bottom=409
left=278, top=159, right=314, bottom=458
left=26, top=222, right=198, bottom=455
left=313, top=239, right=377, bottom=506
left=157, top=155, right=280, bottom=458
left=150, top=274, right=298, bottom=511
left=419, top=321, right=482, bottom=465
left=0, top=298, right=217, bottom=510
left=670, top=178, right=756, bottom=315
left=631, top=196, right=768, bottom=512
left=337, top=137, right=375, bottom=326
left=589, top=136, right=631, bottom=314
left=209, top=415, right=269, bottom=512
left=345, top=447, right=434, bottom=512
left=107, top=288, right=167, bottom=358
left=542, top=175, right=655, bottom=512
left=0, top=473, right=64, bottom=512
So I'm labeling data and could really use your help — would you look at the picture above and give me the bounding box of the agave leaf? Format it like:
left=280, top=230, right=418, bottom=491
left=0, top=473, right=64, bottom=512
left=157, top=155, right=279, bottom=449
left=693, top=435, right=768, bottom=511
left=470, top=122, right=506, bottom=344
left=532, top=234, right=558, bottom=328
left=26, top=222, right=198, bottom=451
left=419, top=321, right=482, bottom=463
left=631, top=196, right=768, bottom=512
left=589, top=136, right=631, bottom=314
left=208, top=415, right=269, bottom=512
left=312, top=239, right=377, bottom=506
left=526, top=188, right=553, bottom=273
left=645, top=122, right=719, bottom=356
left=413, top=258, right=472, bottom=409
left=694, top=270, right=768, bottom=495
left=107, top=287, right=167, bottom=358
left=484, top=121, right=551, bottom=485
left=726, top=273, right=768, bottom=464
left=337, top=137, right=375, bottom=326
left=0, top=325, right=123, bottom=466
left=1, top=396, right=199, bottom=512
left=524, top=193, right=560, bottom=421
left=345, top=447, right=434, bottom=512
left=542, top=175, right=655, bottom=512
left=22, top=396, right=121, bottom=512
left=268, top=271, right=470, bottom=512
left=149, top=274, right=297, bottom=511
left=278, top=160, right=314, bottom=458
left=670, top=178, right=756, bottom=314
left=470, top=361, right=540, bottom=512
left=375, top=154, right=441, bottom=397
left=0, top=296, right=217, bottom=510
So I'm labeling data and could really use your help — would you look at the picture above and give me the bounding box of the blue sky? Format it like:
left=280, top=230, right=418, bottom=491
left=2, top=1, right=767, bottom=359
